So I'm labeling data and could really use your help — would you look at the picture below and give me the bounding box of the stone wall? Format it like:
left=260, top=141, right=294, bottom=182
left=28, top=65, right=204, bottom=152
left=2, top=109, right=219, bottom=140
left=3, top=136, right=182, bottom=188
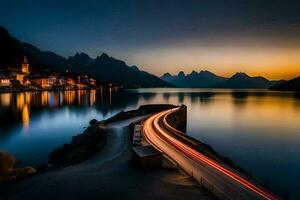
left=165, top=105, right=187, bottom=133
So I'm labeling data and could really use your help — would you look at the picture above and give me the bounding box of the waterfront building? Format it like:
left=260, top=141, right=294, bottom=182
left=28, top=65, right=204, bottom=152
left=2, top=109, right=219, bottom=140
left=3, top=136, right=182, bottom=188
left=77, top=74, right=96, bottom=87
left=21, top=56, right=30, bottom=74
left=13, top=56, right=31, bottom=84
left=31, top=75, right=51, bottom=89
left=67, top=78, right=75, bottom=86
left=58, top=76, right=66, bottom=86
left=48, top=75, right=57, bottom=86
left=76, top=83, right=87, bottom=89
left=0, top=74, right=12, bottom=87
left=15, top=71, right=27, bottom=84
left=90, top=78, right=96, bottom=86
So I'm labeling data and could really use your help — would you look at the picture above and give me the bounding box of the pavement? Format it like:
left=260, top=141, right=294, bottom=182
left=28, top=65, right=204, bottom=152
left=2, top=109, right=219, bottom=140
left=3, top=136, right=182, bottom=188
left=143, top=109, right=279, bottom=200
left=0, top=116, right=215, bottom=200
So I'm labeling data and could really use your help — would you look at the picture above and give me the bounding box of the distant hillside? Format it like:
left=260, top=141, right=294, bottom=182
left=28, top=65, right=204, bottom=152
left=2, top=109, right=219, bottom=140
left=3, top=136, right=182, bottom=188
left=161, top=70, right=227, bottom=87
left=215, top=72, right=284, bottom=89
left=270, top=76, right=300, bottom=91
left=22, top=43, right=70, bottom=72
left=0, top=26, right=170, bottom=88
left=0, top=26, right=50, bottom=72
left=68, top=52, right=94, bottom=72
left=82, top=53, right=171, bottom=87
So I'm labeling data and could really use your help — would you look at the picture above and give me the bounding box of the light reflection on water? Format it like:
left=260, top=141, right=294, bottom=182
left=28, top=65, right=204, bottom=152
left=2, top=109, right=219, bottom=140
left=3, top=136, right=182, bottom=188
left=0, top=89, right=122, bottom=166
left=0, top=88, right=299, bottom=199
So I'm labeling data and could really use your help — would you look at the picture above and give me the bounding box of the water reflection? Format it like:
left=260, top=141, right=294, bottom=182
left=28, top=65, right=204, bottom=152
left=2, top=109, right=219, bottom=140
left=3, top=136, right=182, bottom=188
left=0, top=89, right=300, bottom=199
left=0, top=90, right=134, bottom=134
left=0, top=89, right=142, bottom=166
left=1, top=93, right=11, bottom=107
left=178, top=93, right=185, bottom=103
left=1, top=89, right=299, bottom=135
left=22, top=104, right=29, bottom=134
left=90, top=89, right=96, bottom=106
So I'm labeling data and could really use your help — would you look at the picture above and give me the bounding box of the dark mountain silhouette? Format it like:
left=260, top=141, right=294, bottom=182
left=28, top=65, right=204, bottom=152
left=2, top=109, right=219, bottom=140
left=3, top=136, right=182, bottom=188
left=161, top=70, right=227, bottom=87
left=131, top=65, right=140, bottom=72
left=81, top=53, right=171, bottom=87
left=0, top=26, right=170, bottom=87
left=161, top=71, right=285, bottom=89
left=215, top=72, right=284, bottom=89
left=68, top=52, right=94, bottom=71
left=0, top=26, right=51, bottom=73
left=270, top=76, right=300, bottom=91
left=0, top=26, right=72, bottom=73
left=22, top=43, right=70, bottom=72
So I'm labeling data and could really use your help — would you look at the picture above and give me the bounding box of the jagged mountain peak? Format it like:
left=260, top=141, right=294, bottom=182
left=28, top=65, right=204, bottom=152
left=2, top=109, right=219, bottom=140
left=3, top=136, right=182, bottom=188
left=216, top=72, right=282, bottom=89
left=190, top=70, right=198, bottom=75
left=0, top=26, right=171, bottom=88
left=72, top=52, right=91, bottom=58
left=69, top=52, right=93, bottom=61
left=131, top=65, right=140, bottom=71
left=93, top=53, right=126, bottom=67
left=231, top=72, right=249, bottom=78
left=68, top=52, right=94, bottom=69
left=162, top=72, right=172, bottom=77
left=160, top=70, right=227, bottom=88
left=97, top=52, right=110, bottom=59
left=199, top=70, right=214, bottom=75
left=178, top=71, right=185, bottom=77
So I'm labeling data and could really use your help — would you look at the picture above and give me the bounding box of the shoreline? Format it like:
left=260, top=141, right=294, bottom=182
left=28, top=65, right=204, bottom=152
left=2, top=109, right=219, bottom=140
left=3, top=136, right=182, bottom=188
left=48, top=104, right=176, bottom=168
left=2, top=104, right=249, bottom=182
left=1, top=103, right=274, bottom=200
left=0, top=104, right=216, bottom=200
left=0, top=104, right=176, bottom=182
left=0, top=87, right=103, bottom=93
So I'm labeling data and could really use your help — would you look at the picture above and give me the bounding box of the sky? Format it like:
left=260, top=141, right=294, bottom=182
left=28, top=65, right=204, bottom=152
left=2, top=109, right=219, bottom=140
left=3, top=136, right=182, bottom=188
left=1, top=0, right=300, bottom=80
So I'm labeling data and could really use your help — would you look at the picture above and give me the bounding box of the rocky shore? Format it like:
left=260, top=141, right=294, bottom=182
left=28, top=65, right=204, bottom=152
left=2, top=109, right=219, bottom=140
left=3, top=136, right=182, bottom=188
left=48, top=121, right=107, bottom=167
left=0, top=107, right=215, bottom=200
left=48, top=104, right=176, bottom=167
left=1, top=103, right=247, bottom=185
left=0, top=151, right=36, bottom=182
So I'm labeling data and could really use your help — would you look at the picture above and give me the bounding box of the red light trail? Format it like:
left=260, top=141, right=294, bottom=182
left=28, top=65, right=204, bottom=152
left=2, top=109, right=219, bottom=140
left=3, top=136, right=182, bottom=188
left=143, top=109, right=279, bottom=200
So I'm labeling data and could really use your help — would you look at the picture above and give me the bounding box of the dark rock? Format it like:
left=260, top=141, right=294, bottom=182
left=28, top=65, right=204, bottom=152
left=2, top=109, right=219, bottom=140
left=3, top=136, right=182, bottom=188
left=49, top=125, right=107, bottom=167
left=89, top=119, right=98, bottom=125
left=0, top=151, right=16, bottom=177
left=48, top=104, right=176, bottom=167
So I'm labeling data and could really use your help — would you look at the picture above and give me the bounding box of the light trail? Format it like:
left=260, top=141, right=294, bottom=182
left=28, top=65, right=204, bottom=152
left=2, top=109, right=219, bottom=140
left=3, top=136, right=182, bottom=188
left=143, top=108, right=279, bottom=200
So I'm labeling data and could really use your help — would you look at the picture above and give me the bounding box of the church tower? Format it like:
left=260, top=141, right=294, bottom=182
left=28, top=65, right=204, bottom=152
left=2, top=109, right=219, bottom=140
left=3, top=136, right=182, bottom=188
left=21, top=56, right=30, bottom=74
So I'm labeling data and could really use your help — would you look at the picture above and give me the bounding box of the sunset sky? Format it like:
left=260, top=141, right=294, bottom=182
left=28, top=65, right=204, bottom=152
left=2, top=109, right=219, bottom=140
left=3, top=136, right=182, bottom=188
left=1, top=0, right=300, bottom=80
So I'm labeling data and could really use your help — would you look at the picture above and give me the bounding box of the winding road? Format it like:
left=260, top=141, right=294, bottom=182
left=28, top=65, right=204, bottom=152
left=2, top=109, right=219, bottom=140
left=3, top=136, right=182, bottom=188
left=142, top=108, right=279, bottom=200
left=1, top=114, right=215, bottom=200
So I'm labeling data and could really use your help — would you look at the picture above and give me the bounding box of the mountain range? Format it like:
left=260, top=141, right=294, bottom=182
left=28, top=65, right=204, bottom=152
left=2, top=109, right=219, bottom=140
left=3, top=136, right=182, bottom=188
left=161, top=71, right=285, bottom=89
left=269, top=76, right=300, bottom=91
left=0, top=26, right=171, bottom=88
left=161, top=70, right=227, bottom=88
left=1, top=25, right=298, bottom=90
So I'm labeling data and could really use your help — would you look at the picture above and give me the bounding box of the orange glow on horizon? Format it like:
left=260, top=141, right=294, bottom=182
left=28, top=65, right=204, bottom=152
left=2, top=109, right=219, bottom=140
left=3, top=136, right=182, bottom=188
left=130, top=46, right=300, bottom=80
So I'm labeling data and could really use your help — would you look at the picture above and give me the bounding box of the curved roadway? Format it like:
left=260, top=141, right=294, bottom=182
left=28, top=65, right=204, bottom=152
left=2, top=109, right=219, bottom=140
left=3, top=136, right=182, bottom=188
left=142, top=108, right=279, bottom=200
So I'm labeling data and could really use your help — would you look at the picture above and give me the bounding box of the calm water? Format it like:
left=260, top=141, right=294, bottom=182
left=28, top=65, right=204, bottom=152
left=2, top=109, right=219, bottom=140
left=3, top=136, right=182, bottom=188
left=0, top=88, right=299, bottom=199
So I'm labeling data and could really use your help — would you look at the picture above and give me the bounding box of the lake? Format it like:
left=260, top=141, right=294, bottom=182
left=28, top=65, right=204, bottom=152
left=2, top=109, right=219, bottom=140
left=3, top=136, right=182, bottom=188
left=0, top=88, right=299, bottom=199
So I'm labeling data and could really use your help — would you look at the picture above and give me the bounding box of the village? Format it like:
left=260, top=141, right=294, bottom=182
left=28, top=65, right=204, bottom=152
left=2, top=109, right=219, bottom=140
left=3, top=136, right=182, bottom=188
left=0, top=56, right=97, bottom=90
